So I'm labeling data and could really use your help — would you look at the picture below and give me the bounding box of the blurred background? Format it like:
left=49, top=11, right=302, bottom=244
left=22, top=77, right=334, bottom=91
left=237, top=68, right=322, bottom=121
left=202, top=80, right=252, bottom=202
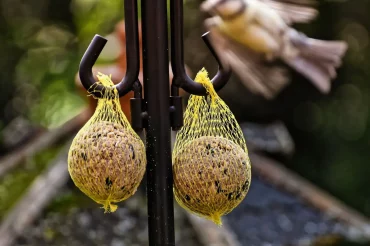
left=0, top=0, right=369, bottom=245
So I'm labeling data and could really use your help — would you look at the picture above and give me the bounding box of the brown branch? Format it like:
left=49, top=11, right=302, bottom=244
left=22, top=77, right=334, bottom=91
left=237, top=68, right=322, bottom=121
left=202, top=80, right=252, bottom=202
left=250, top=153, right=370, bottom=234
left=0, top=140, right=72, bottom=246
left=0, top=109, right=90, bottom=179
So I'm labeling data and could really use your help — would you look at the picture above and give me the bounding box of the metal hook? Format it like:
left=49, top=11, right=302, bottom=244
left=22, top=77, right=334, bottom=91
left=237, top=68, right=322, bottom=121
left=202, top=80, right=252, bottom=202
left=170, top=0, right=231, bottom=96
left=78, top=0, right=140, bottom=98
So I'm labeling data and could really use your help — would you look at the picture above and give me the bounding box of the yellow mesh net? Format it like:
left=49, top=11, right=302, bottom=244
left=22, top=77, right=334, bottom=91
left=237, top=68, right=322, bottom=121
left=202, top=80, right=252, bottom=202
left=172, top=68, right=252, bottom=226
left=68, top=72, right=146, bottom=213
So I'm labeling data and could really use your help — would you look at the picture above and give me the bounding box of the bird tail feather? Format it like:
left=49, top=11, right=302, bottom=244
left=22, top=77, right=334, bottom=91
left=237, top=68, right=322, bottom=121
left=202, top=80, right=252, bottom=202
left=283, top=29, right=348, bottom=93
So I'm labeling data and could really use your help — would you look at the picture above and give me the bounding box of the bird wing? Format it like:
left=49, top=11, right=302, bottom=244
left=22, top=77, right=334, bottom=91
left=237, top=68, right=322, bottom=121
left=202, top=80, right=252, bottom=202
left=259, top=0, right=319, bottom=24
left=206, top=22, right=290, bottom=99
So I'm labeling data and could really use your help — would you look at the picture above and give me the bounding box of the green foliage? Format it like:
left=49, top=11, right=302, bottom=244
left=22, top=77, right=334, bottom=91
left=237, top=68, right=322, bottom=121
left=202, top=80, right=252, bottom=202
left=3, top=0, right=128, bottom=129
left=71, top=0, right=123, bottom=43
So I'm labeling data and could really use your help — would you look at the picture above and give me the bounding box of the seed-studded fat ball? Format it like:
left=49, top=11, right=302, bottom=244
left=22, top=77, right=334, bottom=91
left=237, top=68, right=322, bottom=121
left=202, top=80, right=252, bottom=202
left=68, top=121, right=146, bottom=213
left=173, top=135, right=251, bottom=225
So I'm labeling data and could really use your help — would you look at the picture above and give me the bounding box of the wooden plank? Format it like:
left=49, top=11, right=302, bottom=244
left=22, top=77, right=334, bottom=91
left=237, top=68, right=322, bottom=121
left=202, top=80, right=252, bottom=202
left=250, top=153, right=370, bottom=235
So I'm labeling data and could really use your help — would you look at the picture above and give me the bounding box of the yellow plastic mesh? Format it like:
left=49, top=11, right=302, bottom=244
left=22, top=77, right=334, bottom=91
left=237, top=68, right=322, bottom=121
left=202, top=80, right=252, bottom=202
left=172, top=68, right=252, bottom=226
left=68, top=72, right=146, bottom=213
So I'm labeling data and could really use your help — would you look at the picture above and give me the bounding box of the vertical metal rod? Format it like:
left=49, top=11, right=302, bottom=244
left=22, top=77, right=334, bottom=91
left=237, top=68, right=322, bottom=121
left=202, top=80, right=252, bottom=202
left=170, top=0, right=186, bottom=86
left=141, top=0, right=175, bottom=245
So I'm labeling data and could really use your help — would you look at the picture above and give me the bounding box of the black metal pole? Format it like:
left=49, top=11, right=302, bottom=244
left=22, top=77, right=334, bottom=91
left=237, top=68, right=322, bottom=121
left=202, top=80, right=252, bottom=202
left=141, top=0, right=175, bottom=245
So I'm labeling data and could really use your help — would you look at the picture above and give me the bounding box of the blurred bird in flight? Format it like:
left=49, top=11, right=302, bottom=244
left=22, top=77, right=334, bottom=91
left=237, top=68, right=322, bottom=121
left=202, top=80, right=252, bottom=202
left=201, top=0, right=348, bottom=99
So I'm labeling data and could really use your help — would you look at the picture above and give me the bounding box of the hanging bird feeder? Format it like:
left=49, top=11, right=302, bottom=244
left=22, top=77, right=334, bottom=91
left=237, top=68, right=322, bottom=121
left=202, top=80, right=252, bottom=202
left=78, top=0, right=231, bottom=245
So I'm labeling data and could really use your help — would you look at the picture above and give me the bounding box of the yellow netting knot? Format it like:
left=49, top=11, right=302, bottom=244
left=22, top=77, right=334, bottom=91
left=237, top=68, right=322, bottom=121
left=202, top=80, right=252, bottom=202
left=96, top=72, right=114, bottom=87
left=210, top=212, right=223, bottom=226
left=194, top=67, right=218, bottom=103
left=87, top=72, right=118, bottom=100
left=103, top=200, right=118, bottom=213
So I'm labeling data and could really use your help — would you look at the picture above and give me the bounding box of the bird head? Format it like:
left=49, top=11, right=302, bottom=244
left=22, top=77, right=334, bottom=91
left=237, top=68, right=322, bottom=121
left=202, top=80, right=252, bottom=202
left=201, top=0, right=247, bottom=20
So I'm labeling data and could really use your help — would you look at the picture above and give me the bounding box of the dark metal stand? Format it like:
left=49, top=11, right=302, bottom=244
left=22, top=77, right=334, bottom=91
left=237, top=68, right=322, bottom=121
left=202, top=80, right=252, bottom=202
left=78, top=0, right=231, bottom=245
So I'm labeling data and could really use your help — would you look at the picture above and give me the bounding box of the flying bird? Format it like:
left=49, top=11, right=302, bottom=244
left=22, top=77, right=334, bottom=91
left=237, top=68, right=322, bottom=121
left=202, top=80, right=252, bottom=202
left=201, top=0, right=348, bottom=99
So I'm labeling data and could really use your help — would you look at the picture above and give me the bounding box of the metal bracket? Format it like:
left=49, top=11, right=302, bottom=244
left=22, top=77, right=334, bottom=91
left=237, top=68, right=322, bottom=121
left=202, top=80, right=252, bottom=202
left=78, top=0, right=140, bottom=98
left=77, top=0, right=232, bottom=245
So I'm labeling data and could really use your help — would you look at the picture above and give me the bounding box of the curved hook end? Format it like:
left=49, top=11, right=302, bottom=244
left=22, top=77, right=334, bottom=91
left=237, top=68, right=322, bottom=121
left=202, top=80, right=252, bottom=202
left=93, top=34, right=108, bottom=41
left=201, top=31, right=222, bottom=67
left=180, top=31, right=231, bottom=95
left=78, top=34, right=108, bottom=96
left=201, top=31, right=210, bottom=38
left=202, top=31, right=231, bottom=90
